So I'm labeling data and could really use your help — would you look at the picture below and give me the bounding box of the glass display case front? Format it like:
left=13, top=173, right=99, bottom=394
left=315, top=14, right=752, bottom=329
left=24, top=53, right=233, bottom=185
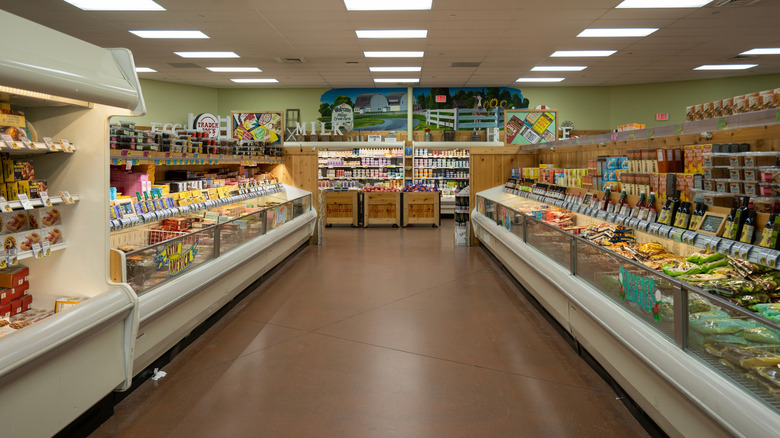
left=112, top=189, right=312, bottom=295
left=476, top=191, right=780, bottom=415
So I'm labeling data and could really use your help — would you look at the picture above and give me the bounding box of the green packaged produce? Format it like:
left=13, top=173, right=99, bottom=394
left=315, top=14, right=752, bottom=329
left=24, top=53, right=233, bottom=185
left=741, top=327, right=780, bottom=344
left=689, top=310, right=731, bottom=321
left=750, top=303, right=780, bottom=316
left=687, top=251, right=726, bottom=264
left=690, top=318, right=758, bottom=335
left=689, top=296, right=713, bottom=313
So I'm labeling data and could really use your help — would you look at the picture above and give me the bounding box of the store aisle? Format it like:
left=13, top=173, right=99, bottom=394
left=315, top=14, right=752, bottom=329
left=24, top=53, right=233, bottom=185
left=91, top=221, right=648, bottom=438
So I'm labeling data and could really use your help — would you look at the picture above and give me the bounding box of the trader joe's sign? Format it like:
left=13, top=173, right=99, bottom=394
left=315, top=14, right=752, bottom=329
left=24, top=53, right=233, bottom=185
left=155, top=238, right=199, bottom=276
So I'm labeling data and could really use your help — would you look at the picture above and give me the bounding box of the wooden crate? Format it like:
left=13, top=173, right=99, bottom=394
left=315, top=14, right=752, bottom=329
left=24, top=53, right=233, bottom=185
left=323, top=191, right=359, bottom=226
left=402, top=192, right=440, bottom=227
left=363, top=192, right=401, bottom=227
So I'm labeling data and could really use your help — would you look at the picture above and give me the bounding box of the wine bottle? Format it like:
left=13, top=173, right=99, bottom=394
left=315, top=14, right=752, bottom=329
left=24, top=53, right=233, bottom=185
left=601, top=188, right=611, bottom=211
left=677, top=202, right=692, bottom=229
left=632, top=191, right=646, bottom=219
left=723, top=198, right=739, bottom=240
left=740, top=209, right=757, bottom=244
left=645, top=192, right=658, bottom=223
left=758, top=212, right=775, bottom=248
left=668, top=192, right=681, bottom=227
left=732, top=196, right=750, bottom=241
left=658, top=198, right=671, bottom=225
left=688, top=203, right=705, bottom=231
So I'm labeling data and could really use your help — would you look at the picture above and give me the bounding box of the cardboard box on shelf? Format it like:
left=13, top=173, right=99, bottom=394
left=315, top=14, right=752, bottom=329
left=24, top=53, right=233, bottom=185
left=12, top=160, right=34, bottom=181
left=0, top=303, right=9, bottom=318
left=5, top=182, right=17, bottom=201
left=2, top=159, right=13, bottom=183
left=0, top=265, right=29, bottom=289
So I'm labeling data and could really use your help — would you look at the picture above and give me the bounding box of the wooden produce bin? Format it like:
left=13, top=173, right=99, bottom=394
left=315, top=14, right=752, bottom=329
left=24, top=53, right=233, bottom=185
left=402, top=192, right=441, bottom=227
left=324, top=191, right=359, bottom=227
left=363, top=192, right=401, bottom=227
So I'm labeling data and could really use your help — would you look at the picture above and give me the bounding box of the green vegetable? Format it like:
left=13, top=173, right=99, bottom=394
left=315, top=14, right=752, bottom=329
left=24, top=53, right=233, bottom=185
left=690, top=318, right=759, bottom=335
left=741, top=327, right=780, bottom=344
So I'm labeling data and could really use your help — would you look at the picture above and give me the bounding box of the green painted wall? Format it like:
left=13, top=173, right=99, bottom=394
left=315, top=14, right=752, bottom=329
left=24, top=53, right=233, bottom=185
left=134, top=79, right=218, bottom=127
left=216, top=88, right=326, bottom=128
left=136, top=74, right=779, bottom=132
left=606, top=74, right=780, bottom=128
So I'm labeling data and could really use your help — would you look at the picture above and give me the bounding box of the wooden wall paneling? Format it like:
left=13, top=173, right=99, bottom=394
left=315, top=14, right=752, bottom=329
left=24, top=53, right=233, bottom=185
left=280, top=146, right=319, bottom=244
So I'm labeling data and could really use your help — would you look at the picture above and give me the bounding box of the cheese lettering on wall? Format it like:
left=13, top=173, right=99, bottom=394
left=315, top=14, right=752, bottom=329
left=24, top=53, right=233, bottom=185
left=155, top=238, right=200, bottom=276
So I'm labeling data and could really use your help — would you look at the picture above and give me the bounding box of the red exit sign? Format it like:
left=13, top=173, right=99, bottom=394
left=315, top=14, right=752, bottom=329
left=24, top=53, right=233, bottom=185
left=656, top=113, right=669, bottom=121
left=435, top=95, right=447, bottom=103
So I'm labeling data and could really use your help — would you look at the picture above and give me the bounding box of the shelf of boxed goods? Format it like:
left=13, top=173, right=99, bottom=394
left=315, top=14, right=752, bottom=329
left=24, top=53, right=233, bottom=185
left=412, top=145, right=472, bottom=215
left=472, top=185, right=780, bottom=437
left=109, top=150, right=283, bottom=166
left=109, top=185, right=281, bottom=232
left=527, top=108, right=780, bottom=151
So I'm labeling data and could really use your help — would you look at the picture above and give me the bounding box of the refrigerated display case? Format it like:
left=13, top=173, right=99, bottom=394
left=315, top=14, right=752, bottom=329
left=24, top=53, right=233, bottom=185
left=0, top=10, right=143, bottom=437
left=472, top=185, right=780, bottom=437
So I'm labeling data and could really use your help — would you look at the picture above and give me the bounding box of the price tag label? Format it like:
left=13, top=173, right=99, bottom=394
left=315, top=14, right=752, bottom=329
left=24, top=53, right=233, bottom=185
left=43, top=137, right=58, bottom=151
left=648, top=223, right=662, bottom=235
left=119, top=217, right=132, bottom=228
left=733, top=243, right=751, bottom=260
left=720, top=239, right=734, bottom=256
left=31, top=242, right=43, bottom=259
left=637, top=220, right=651, bottom=232
left=1, top=134, right=20, bottom=149
left=39, top=191, right=53, bottom=207
left=59, top=191, right=75, bottom=204
left=32, top=142, right=47, bottom=150
left=42, top=240, right=51, bottom=257
left=20, top=136, right=34, bottom=149
left=658, top=225, right=673, bottom=238
left=596, top=211, right=607, bottom=220
left=17, top=193, right=34, bottom=210
left=682, top=231, right=698, bottom=245
left=110, top=219, right=120, bottom=231
left=758, top=248, right=780, bottom=268
left=60, top=138, right=74, bottom=153
left=605, top=212, right=616, bottom=223
left=670, top=229, right=685, bottom=243
left=0, top=196, right=12, bottom=213
left=7, top=248, right=17, bottom=266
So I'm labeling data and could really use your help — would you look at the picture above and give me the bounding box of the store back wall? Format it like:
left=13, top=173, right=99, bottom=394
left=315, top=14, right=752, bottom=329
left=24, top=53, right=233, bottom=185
left=135, top=74, right=780, bottom=133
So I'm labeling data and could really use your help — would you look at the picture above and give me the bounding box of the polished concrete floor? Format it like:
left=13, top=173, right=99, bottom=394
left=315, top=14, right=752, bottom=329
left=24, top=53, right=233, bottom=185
left=91, top=221, right=648, bottom=438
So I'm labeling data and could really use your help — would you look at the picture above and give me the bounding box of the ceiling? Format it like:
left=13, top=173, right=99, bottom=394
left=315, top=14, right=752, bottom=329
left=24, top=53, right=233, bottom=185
left=1, top=0, right=779, bottom=89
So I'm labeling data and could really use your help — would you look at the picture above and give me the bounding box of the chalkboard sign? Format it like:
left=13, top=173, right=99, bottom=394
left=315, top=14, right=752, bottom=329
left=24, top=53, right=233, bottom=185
left=697, top=211, right=727, bottom=236
left=582, top=193, right=593, bottom=207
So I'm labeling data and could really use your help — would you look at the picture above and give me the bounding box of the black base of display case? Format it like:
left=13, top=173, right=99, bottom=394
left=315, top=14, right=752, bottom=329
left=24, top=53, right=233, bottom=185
left=57, top=241, right=311, bottom=438
left=485, top=248, right=668, bottom=438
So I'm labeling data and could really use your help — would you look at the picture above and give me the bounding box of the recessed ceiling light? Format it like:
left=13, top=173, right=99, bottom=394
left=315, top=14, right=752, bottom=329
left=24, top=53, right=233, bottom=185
left=364, top=51, right=424, bottom=58
left=63, top=0, right=165, bottom=10
left=740, top=48, right=780, bottom=55
left=356, top=30, right=428, bottom=39
left=344, top=0, right=432, bottom=11
left=130, top=30, right=209, bottom=39
left=616, top=0, right=712, bottom=8
left=694, top=64, right=757, bottom=70
left=231, top=78, right=279, bottom=83
left=175, top=51, right=239, bottom=58
left=374, top=78, right=420, bottom=83
left=516, top=78, right=565, bottom=82
left=531, top=66, right=587, bottom=72
left=551, top=50, right=616, bottom=57
left=207, top=67, right=262, bottom=72
left=577, top=28, right=658, bottom=38
left=369, top=67, right=422, bottom=72
left=135, top=67, right=157, bottom=73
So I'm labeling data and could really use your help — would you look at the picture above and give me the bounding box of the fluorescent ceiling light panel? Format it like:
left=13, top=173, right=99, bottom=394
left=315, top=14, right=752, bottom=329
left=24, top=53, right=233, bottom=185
left=63, top=0, right=165, bottom=10
left=364, top=51, right=424, bottom=58
left=369, top=66, right=422, bottom=72
left=130, top=30, right=209, bottom=39
left=356, top=30, right=427, bottom=39
left=207, top=67, right=262, bottom=72
left=231, top=78, right=279, bottom=83
left=516, top=78, right=565, bottom=82
left=135, top=67, right=157, bottom=73
left=531, top=66, right=586, bottom=72
left=551, top=50, right=616, bottom=57
left=175, top=51, right=239, bottom=58
left=344, top=0, right=432, bottom=11
left=615, top=0, right=712, bottom=8
left=578, top=28, right=657, bottom=38
left=740, top=48, right=780, bottom=55
left=694, top=64, right=757, bottom=70
left=374, top=78, right=420, bottom=83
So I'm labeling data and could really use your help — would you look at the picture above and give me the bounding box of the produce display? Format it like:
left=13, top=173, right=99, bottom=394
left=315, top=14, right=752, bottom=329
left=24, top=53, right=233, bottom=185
left=402, top=184, right=437, bottom=192
left=361, top=186, right=400, bottom=192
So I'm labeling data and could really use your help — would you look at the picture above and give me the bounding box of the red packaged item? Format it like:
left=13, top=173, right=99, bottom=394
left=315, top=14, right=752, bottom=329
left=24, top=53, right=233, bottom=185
left=0, top=265, right=29, bottom=289
left=20, top=294, right=32, bottom=313
left=9, top=295, right=25, bottom=316
left=0, top=303, right=10, bottom=318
